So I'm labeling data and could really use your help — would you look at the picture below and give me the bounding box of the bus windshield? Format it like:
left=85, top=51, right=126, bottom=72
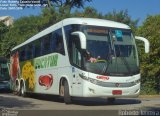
left=82, top=25, right=139, bottom=76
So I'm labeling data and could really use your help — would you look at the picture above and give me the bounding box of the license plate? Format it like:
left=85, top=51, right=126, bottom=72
left=112, top=90, right=122, bottom=95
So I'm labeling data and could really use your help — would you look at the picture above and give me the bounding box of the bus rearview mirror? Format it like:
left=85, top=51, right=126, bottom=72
left=71, top=31, right=87, bottom=49
left=135, top=36, right=150, bottom=53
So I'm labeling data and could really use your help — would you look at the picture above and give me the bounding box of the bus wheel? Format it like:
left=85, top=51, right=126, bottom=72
left=107, top=98, right=115, bottom=104
left=64, top=80, right=72, bottom=104
left=14, top=81, right=20, bottom=95
left=20, top=83, right=26, bottom=97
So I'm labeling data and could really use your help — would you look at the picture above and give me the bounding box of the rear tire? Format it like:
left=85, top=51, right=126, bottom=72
left=64, top=80, right=71, bottom=104
left=14, top=81, right=20, bottom=96
left=20, top=82, right=26, bottom=97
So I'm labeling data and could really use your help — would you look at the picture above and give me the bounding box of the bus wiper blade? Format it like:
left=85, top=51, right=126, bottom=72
left=102, top=55, right=113, bottom=75
left=120, top=57, right=132, bottom=75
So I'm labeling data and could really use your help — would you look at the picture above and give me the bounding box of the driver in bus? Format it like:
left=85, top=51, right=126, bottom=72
left=84, top=50, right=99, bottom=63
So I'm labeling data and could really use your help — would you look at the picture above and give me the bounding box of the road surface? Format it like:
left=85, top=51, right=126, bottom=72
left=0, top=93, right=160, bottom=116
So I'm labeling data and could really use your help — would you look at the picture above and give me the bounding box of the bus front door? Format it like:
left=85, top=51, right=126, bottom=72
left=72, top=67, right=83, bottom=97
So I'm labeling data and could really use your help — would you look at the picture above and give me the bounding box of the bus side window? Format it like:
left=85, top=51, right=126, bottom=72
left=56, top=35, right=64, bottom=54
left=34, top=40, right=41, bottom=57
left=54, top=29, right=65, bottom=55
left=64, top=25, right=81, bottom=64
left=26, top=44, right=33, bottom=60
left=72, top=35, right=82, bottom=67
left=51, top=32, right=57, bottom=52
left=20, top=48, right=26, bottom=61
left=42, top=34, right=51, bottom=55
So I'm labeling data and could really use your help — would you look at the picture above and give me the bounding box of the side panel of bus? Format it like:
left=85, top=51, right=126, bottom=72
left=10, top=24, right=73, bottom=95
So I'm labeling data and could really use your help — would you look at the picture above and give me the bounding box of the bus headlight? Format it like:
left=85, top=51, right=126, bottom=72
left=88, top=78, right=98, bottom=85
left=79, top=73, right=88, bottom=80
left=79, top=73, right=98, bottom=84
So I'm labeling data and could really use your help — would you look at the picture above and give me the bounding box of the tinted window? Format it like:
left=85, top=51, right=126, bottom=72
left=53, top=29, right=65, bottom=55
left=42, top=34, right=51, bottom=55
left=64, top=25, right=81, bottom=48
left=26, top=44, right=33, bottom=60
left=64, top=25, right=81, bottom=65
left=15, top=28, right=65, bottom=60
left=34, top=39, right=41, bottom=57
left=20, top=48, right=26, bottom=61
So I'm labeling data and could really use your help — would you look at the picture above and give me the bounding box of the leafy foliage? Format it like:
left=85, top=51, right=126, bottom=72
left=104, top=10, right=139, bottom=33
left=136, top=15, right=160, bottom=94
left=51, top=0, right=92, bottom=8
left=73, top=7, right=102, bottom=18
left=0, top=22, right=9, bottom=55
left=0, top=15, right=41, bottom=57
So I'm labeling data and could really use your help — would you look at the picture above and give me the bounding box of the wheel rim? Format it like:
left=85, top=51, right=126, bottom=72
left=14, top=82, right=19, bottom=94
left=21, top=85, right=24, bottom=95
left=60, top=85, right=64, bottom=96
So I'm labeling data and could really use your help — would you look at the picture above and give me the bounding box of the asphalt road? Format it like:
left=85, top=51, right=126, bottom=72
left=0, top=92, right=160, bottom=116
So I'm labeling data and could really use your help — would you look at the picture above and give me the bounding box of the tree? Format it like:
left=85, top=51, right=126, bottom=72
left=0, top=22, right=9, bottom=56
left=41, top=0, right=92, bottom=12
left=104, top=10, right=139, bottom=33
left=40, top=7, right=58, bottom=29
left=54, top=0, right=91, bottom=9
left=0, top=22, right=9, bottom=34
left=1, top=15, right=42, bottom=57
left=136, top=15, right=160, bottom=94
left=72, top=7, right=102, bottom=18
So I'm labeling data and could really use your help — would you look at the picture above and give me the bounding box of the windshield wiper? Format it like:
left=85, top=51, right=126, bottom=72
left=120, top=56, right=132, bottom=76
left=101, top=53, right=113, bottom=75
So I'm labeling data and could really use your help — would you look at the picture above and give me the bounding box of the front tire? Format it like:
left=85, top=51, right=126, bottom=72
left=64, top=80, right=71, bottom=104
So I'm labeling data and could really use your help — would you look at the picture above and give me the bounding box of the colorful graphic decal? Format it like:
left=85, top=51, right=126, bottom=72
left=35, top=54, right=58, bottom=69
left=22, top=61, right=35, bottom=90
left=10, top=52, right=20, bottom=80
left=38, top=74, right=53, bottom=90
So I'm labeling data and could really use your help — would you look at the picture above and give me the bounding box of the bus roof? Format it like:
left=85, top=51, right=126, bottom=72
left=62, top=18, right=130, bottom=29
left=12, top=18, right=130, bottom=51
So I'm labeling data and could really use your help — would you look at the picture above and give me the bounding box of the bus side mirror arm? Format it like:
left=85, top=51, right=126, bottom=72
left=135, top=36, right=150, bottom=53
left=71, top=31, right=87, bottom=49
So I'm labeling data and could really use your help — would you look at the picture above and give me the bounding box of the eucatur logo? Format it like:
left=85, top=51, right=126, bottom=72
left=96, top=76, right=110, bottom=80
left=115, top=83, right=120, bottom=87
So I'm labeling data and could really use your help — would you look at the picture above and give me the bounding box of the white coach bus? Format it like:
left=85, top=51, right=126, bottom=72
left=10, top=18, right=149, bottom=104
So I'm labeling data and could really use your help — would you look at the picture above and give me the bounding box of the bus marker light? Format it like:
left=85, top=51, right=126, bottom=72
left=112, top=90, right=122, bottom=95
left=96, top=76, right=109, bottom=80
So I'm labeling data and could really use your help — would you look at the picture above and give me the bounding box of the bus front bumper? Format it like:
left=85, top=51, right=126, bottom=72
left=83, top=81, right=140, bottom=98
